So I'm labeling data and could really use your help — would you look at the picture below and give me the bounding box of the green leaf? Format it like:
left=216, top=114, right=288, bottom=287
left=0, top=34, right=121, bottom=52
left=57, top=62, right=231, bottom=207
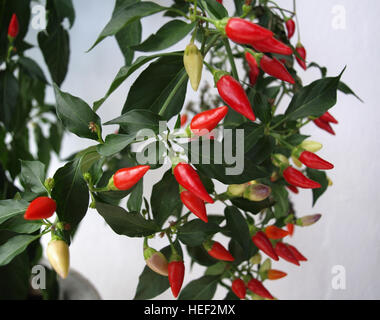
left=95, top=201, right=159, bottom=237
left=49, top=122, right=64, bottom=155
left=97, top=134, right=136, bottom=156
left=178, top=275, right=219, bottom=300
left=0, top=71, right=19, bottom=130
left=0, top=216, right=42, bottom=234
left=51, top=160, right=89, bottom=228
left=0, top=234, right=39, bottom=266
left=271, top=184, right=289, bottom=219
left=18, top=57, right=48, bottom=83
left=19, top=160, right=46, bottom=194
left=306, top=168, right=329, bottom=206
left=178, top=220, right=220, bottom=246
left=133, top=20, right=195, bottom=52
left=0, top=200, right=29, bottom=225
left=34, top=124, right=51, bottom=169
left=205, top=261, right=226, bottom=276
left=52, top=0, right=75, bottom=28
left=136, top=140, right=167, bottom=170
left=127, top=179, right=143, bottom=212
left=38, top=25, right=69, bottom=87
left=231, top=197, right=272, bottom=215
left=151, top=169, right=182, bottom=227
left=187, top=245, right=216, bottom=266
left=252, top=91, right=271, bottom=124
left=79, top=147, right=102, bottom=174
left=53, top=84, right=102, bottom=141
left=88, top=1, right=166, bottom=51
left=199, top=0, right=228, bottom=19
left=338, top=81, right=363, bottom=102
left=285, top=70, right=343, bottom=120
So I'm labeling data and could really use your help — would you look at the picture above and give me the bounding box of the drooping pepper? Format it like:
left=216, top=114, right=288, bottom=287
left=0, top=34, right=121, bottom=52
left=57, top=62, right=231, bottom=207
left=286, top=223, right=295, bottom=236
left=320, top=111, right=338, bottom=124
left=252, top=36, right=293, bottom=55
left=232, top=278, right=246, bottom=299
left=8, top=14, right=19, bottom=38
left=180, top=190, right=208, bottom=223
left=110, top=165, right=150, bottom=191
left=298, top=151, right=334, bottom=170
left=285, top=19, right=295, bottom=39
left=173, top=163, right=214, bottom=203
left=168, top=252, right=185, bottom=298
left=247, top=278, right=274, bottom=300
left=295, top=43, right=307, bottom=70
left=183, top=43, right=203, bottom=91
left=265, top=225, right=289, bottom=240
left=24, top=197, right=57, bottom=220
left=245, top=52, right=260, bottom=86
left=296, top=214, right=322, bottom=227
left=251, top=231, right=279, bottom=261
left=180, top=114, right=188, bottom=127
left=267, top=269, right=287, bottom=280
left=190, top=106, right=228, bottom=135
left=225, top=18, right=273, bottom=45
left=204, top=240, right=235, bottom=261
left=287, top=244, right=307, bottom=261
left=47, top=239, right=70, bottom=279
left=216, top=74, right=256, bottom=121
left=286, top=185, right=299, bottom=194
left=313, top=118, right=336, bottom=135
left=283, top=166, right=321, bottom=189
left=144, top=244, right=169, bottom=276
left=274, top=242, right=300, bottom=266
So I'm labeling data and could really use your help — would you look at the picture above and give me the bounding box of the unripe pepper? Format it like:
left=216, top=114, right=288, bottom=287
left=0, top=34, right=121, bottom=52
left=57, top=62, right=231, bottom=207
left=168, top=252, right=185, bottom=298
left=247, top=278, right=274, bottom=300
left=232, top=279, right=246, bottom=299
left=287, top=244, right=307, bottom=261
left=24, top=197, right=56, bottom=220
left=285, top=19, right=295, bottom=39
left=144, top=245, right=169, bottom=276
left=190, top=106, right=228, bottom=135
left=110, top=165, right=150, bottom=191
left=47, top=239, right=70, bottom=279
left=180, top=190, right=208, bottom=223
left=204, top=240, right=234, bottom=261
left=296, top=214, right=322, bottom=227
left=286, top=185, right=299, bottom=194
left=173, top=162, right=214, bottom=203
left=283, top=166, right=321, bottom=189
left=295, top=43, right=307, bottom=70
left=298, top=151, right=334, bottom=170
left=268, top=269, right=287, bottom=280
left=184, top=43, right=203, bottom=91
left=227, top=183, right=247, bottom=198
left=313, top=118, right=335, bottom=135
left=286, top=223, right=295, bottom=236
left=320, top=111, right=338, bottom=124
left=8, top=14, right=19, bottom=38
left=265, top=225, right=289, bottom=240
left=216, top=74, right=256, bottom=121
left=244, top=183, right=271, bottom=202
left=259, top=55, right=295, bottom=84
left=252, top=37, right=293, bottom=55
left=225, top=18, right=273, bottom=45
left=300, top=140, right=323, bottom=153
left=292, top=155, right=303, bottom=168
left=274, top=242, right=299, bottom=266
left=251, top=231, right=279, bottom=261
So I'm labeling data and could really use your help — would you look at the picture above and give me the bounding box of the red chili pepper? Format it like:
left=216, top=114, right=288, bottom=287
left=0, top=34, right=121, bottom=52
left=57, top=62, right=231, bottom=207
left=287, top=244, right=307, bottom=261
left=251, top=231, right=279, bottom=261
left=24, top=197, right=56, bottom=220
left=168, top=260, right=185, bottom=298
left=286, top=223, right=295, bottom=237
left=180, top=190, right=208, bottom=223
left=274, top=242, right=300, bottom=266
left=245, top=52, right=260, bottom=85
left=204, top=241, right=234, bottom=261
left=283, top=166, right=321, bottom=189
left=298, top=151, right=334, bottom=170
left=216, top=0, right=223, bottom=3
left=247, top=278, right=274, bottom=300
left=174, top=163, right=214, bottom=203
left=286, top=185, right=299, bottom=194
left=313, top=119, right=336, bottom=135
left=252, top=37, right=293, bottom=55
left=285, top=19, right=295, bottom=39
left=320, top=111, right=338, bottom=124
left=216, top=75, right=256, bottom=121
left=8, top=14, right=19, bottom=38
left=232, top=279, right=246, bottom=299
left=296, top=43, right=307, bottom=70
left=113, top=165, right=150, bottom=191
left=265, top=225, right=289, bottom=240
left=180, top=114, right=188, bottom=127
left=225, top=18, right=273, bottom=45
left=190, top=106, right=228, bottom=135
left=268, top=269, right=287, bottom=280
left=260, top=55, right=295, bottom=84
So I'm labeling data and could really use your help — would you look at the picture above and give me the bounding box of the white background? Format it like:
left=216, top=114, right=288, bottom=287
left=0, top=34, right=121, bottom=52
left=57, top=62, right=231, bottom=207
left=24, top=0, right=380, bottom=299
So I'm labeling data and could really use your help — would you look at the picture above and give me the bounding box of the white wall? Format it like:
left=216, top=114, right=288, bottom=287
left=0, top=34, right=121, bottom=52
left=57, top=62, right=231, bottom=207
left=25, top=0, right=380, bottom=299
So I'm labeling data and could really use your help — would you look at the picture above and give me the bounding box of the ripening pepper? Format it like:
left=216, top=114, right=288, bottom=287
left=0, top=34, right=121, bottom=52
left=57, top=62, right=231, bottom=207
left=180, top=190, right=208, bottom=223
left=173, top=162, right=214, bottom=203
left=252, top=36, right=293, bottom=55
left=168, top=253, right=185, bottom=298
left=184, top=43, right=203, bottom=91
left=286, top=185, right=299, bottom=194
left=232, top=279, right=246, bottom=299
left=244, top=183, right=271, bottom=202
left=47, top=239, right=70, bottom=279
left=267, top=269, right=287, bottom=280
left=247, top=278, right=274, bottom=300
left=265, top=225, right=289, bottom=240
left=295, top=43, right=307, bottom=70
left=286, top=223, right=295, bottom=236
left=274, top=242, right=300, bottom=266
left=144, top=246, right=169, bottom=276
left=8, top=14, right=19, bottom=38
left=216, top=74, right=256, bottom=121
left=283, top=166, right=321, bottom=189
left=313, top=118, right=336, bottom=135
left=300, top=140, right=323, bottom=153
left=287, top=244, right=307, bottom=261
left=225, top=18, right=273, bottom=45
left=110, top=165, right=150, bottom=191
left=298, top=151, right=334, bottom=170
left=227, top=183, right=247, bottom=198
left=285, top=19, right=295, bottom=39
left=24, top=197, right=56, bottom=220
left=296, top=214, right=322, bottom=227
left=320, top=111, right=338, bottom=124
left=204, top=240, right=234, bottom=261
left=190, top=106, right=228, bottom=135
left=251, top=231, right=279, bottom=261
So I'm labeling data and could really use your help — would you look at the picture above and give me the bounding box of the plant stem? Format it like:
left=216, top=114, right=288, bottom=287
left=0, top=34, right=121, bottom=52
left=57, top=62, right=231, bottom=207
left=223, top=38, right=239, bottom=79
